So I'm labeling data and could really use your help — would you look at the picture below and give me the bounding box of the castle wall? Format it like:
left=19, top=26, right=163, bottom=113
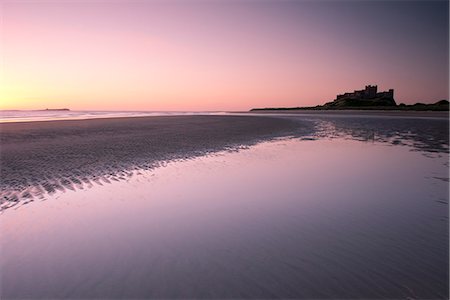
left=376, top=89, right=394, bottom=99
left=335, top=86, right=393, bottom=101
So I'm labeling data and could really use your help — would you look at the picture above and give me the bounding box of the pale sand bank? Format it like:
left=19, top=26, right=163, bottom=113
left=0, top=115, right=309, bottom=207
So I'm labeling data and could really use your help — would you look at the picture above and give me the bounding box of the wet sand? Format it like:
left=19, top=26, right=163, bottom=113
left=1, top=138, right=448, bottom=299
left=242, top=109, right=449, bottom=119
left=0, top=115, right=308, bottom=207
left=1, top=114, right=448, bottom=298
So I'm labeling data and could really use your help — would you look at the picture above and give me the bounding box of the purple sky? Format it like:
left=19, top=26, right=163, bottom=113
left=1, top=0, right=448, bottom=110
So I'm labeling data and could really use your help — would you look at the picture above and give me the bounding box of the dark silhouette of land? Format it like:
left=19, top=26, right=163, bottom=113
left=251, top=85, right=449, bottom=111
left=42, top=108, right=70, bottom=111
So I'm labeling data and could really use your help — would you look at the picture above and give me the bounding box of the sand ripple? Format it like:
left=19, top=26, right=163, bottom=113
left=0, top=115, right=309, bottom=210
left=1, top=114, right=448, bottom=211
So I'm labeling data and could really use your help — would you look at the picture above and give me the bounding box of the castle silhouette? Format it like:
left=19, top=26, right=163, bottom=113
left=336, top=85, right=394, bottom=101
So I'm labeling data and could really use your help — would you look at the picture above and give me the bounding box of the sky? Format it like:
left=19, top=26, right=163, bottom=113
left=0, top=0, right=448, bottom=111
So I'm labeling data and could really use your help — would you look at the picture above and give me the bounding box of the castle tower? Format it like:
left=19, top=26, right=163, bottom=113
left=388, top=89, right=394, bottom=99
left=364, top=85, right=377, bottom=98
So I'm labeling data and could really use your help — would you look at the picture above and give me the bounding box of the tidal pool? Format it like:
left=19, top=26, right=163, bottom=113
left=1, top=116, right=448, bottom=299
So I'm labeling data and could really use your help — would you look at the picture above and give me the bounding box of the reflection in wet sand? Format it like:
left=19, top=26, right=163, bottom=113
left=308, top=115, right=449, bottom=153
left=1, top=114, right=448, bottom=210
left=1, top=134, right=448, bottom=298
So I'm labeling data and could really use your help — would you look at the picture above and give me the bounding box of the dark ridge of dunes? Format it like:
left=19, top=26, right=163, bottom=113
left=0, top=115, right=309, bottom=209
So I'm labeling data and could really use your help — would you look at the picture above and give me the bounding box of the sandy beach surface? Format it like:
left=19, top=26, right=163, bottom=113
left=1, top=115, right=309, bottom=207
left=242, top=109, right=449, bottom=119
left=1, top=112, right=448, bottom=299
left=2, top=112, right=448, bottom=209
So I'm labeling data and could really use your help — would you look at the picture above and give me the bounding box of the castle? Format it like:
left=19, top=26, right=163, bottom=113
left=336, top=85, right=394, bottom=100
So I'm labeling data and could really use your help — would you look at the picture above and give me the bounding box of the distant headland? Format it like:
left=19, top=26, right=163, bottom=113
left=40, top=108, right=70, bottom=111
left=251, top=85, right=449, bottom=111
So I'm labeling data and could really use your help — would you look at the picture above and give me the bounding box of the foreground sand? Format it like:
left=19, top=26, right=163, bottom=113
left=1, top=115, right=307, bottom=206
left=1, top=121, right=448, bottom=299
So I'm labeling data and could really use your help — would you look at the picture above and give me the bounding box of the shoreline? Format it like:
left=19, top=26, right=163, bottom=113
left=0, top=111, right=225, bottom=124
left=2, top=109, right=447, bottom=124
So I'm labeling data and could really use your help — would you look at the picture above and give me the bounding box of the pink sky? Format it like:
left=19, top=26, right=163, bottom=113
left=1, top=1, right=448, bottom=111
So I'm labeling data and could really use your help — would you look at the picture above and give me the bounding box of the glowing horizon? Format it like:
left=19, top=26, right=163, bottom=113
left=1, top=1, right=448, bottom=111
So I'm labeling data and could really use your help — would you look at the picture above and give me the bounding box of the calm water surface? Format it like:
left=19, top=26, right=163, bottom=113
left=1, top=116, right=448, bottom=299
left=0, top=110, right=227, bottom=123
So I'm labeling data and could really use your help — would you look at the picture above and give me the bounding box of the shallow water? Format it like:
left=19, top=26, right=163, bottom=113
left=1, top=116, right=448, bottom=298
left=0, top=110, right=227, bottom=123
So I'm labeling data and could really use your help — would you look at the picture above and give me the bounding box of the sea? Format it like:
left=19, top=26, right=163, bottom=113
left=0, top=110, right=227, bottom=123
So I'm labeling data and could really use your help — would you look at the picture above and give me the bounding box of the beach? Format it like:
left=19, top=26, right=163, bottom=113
left=1, top=112, right=448, bottom=299
left=2, top=0, right=448, bottom=298
left=1, top=115, right=309, bottom=208
left=1, top=112, right=448, bottom=210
